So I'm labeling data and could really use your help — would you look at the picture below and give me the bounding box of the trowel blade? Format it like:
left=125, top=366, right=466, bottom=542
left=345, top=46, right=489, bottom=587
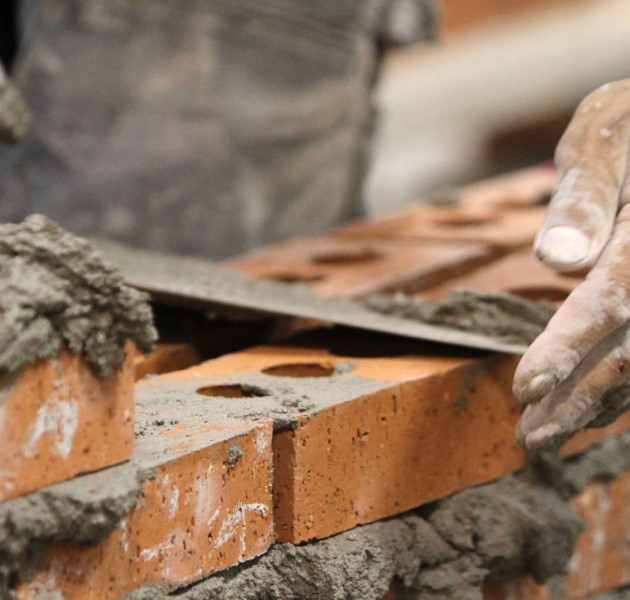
left=96, top=240, right=527, bottom=355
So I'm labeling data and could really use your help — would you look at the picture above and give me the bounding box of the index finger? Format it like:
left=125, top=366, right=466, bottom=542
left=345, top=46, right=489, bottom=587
left=535, top=81, right=630, bottom=273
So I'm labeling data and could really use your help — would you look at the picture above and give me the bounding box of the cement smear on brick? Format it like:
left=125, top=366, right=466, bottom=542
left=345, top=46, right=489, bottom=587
left=530, top=430, right=630, bottom=498
left=126, top=475, right=581, bottom=600
left=136, top=369, right=391, bottom=433
left=0, top=462, right=142, bottom=596
left=0, top=215, right=156, bottom=378
left=366, top=289, right=556, bottom=346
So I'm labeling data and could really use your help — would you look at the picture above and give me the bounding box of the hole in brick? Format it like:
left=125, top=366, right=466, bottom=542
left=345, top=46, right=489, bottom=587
left=435, top=214, right=496, bottom=228
left=311, top=246, right=382, bottom=265
left=196, top=384, right=270, bottom=398
left=262, top=362, right=335, bottom=378
left=266, top=272, right=325, bottom=284
left=508, top=286, right=569, bottom=302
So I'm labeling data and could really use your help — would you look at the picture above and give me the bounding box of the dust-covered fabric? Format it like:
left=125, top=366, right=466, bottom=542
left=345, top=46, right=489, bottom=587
left=0, top=0, right=435, bottom=259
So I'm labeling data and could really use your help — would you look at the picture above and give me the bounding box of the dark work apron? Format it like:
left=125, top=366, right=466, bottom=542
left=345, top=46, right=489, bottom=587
left=0, top=0, right=435, bottom=258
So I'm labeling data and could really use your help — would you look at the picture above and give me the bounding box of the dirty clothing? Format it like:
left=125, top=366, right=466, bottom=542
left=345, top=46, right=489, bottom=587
left=0, top=0, right=435, bottom=259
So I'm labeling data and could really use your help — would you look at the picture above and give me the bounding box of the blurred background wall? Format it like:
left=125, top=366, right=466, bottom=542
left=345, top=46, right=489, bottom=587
left=366, top=0, right=630, bottom=213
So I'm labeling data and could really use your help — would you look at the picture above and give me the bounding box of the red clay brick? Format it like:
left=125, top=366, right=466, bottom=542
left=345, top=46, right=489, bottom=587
left=134, top=342, right=202, bottom=380
left=227, top=234, right=493, bottom=297
left=17, top=376, right=274, bottom=599
left=121, top=343, right=630, bottom=545
left=0, top=346, right=135, bottom=503
left=458, top=166, right=557, bottom=211
left=484, top=468, right=630, bottom=600
left=335, top=203, right=547, bottom=252
left=334, top=167, right=557, bottom=252
left=567, top=471, right=630, bottom=596
left=484, top=578, right=550, bottom=600
left=420, top=248, right=581, bottom=302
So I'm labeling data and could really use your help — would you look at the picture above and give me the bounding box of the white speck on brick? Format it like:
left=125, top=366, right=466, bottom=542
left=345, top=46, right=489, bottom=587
left=255, top=428, right=270, bottom=454
left=24, top=568, right=64, bottom=599
left=214, top=503, right=269, bottom=558
left=23, top=395, right=79, bottom=459
left=169, top=486, right=180, bottom=518
left=207, top=507, right=221, bottom=527
left=119, top=518, right=130, bottom=554
left=139, top=540, right=174, bottom=562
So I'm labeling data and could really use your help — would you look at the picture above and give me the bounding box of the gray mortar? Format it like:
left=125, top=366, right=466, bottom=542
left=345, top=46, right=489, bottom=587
left=0, top=215, right=157, bottom=378
left=135, top=369, right=392, bottom=432
left=226, top=445, right=244, bottom=467
left=0, top=462, right=142, bottom=596
left=365, top=289, right=557, bottom=346
left=528, top=431, right=630, bottom=498
left=125, top=432, right=630, bottom=600
left=125, top=474, right=582, bottom=600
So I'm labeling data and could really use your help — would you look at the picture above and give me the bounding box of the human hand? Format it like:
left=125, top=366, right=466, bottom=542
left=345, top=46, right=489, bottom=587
left=513, top=80, right=630, bottom=450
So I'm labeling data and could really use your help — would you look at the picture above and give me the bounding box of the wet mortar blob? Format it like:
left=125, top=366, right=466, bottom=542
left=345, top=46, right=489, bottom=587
left=0, top=215, right=157, bottom=378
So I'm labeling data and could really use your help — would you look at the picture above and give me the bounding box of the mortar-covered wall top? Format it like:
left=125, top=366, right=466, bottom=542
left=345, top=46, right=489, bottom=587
left=0, top=215, right=156, bottom=377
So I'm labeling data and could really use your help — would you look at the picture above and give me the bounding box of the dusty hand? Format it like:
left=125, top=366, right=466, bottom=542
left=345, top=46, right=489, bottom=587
left=513, top=80, right=630, bottom=450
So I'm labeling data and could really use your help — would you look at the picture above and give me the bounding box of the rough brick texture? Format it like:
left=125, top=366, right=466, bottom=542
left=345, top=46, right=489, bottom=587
left=123, top=339, right=630, bottom=546
left=134, top=342, right=202, bottom=380
left=17, top=377, right=274, bottom=599
left=228, top=235, right=492, bottom=297
left=420, top=247, right=581, bottom=302
left=0, top=346, right=135, bottom=502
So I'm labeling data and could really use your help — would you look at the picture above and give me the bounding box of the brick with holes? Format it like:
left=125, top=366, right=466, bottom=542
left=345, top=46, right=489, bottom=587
left=16, top=375, right=274, bottom=599
left=227, top=235, right=493, bottom=298
left=93, top=333, right=630, bottom=545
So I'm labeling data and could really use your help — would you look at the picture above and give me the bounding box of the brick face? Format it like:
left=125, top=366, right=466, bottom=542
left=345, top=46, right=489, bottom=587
left=335, top=204, right=547, bottom=252
left=0, top=346, right=135, bottom=502
left=121, top=342, right=630, bottom=546
left=15, top=165, right=630, bottom=599
left=134, top=342, right=202, bottom=380
left=17, top=383, right=274, bottom=599
left=419, top=247, right=581, bottom=301
left=568, top=472, right=630, bottom=596
left=273, top=355, right=525, bottom=542
left=228, top=234, right=493, bottom=297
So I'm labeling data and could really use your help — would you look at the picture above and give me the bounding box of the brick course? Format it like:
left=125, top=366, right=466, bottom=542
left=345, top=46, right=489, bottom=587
left=0, top=346, right=135, bottom=502
left=17, top=378, right=274, bottom=599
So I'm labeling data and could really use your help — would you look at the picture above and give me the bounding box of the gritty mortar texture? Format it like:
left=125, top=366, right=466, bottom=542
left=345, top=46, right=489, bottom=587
left=366, top=289, right=556, bottom=346
left=0, top=462, right=142, bottom=596
left=126, top=475, right=582, bottom=600
left=126, top=433, right=630, bottom=600
left=127, top=468, right=596, bottom=600
left=529, top=431, right=630, bottom=498
left=0, top=215, right=157, bottom=377
left=136, top=370, right=389, bottom=433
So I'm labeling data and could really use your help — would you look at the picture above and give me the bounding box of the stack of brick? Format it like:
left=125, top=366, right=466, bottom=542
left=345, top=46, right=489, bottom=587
left=4, top=167, right=630, bottom=599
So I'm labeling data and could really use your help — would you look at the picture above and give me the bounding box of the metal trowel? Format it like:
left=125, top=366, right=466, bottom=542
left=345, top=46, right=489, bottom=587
left=96, top=240, right=528, bottom=355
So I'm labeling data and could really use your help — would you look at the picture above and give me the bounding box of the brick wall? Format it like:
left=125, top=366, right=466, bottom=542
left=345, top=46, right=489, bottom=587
left=5, top=166, right=630, bottom=599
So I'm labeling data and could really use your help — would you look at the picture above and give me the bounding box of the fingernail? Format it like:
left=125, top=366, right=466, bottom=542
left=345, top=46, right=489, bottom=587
left=525, top=422, right=563, bottom=450
left=519, top=373, right=555, bottom=404
left=536, top=226, right=590, bottom=268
